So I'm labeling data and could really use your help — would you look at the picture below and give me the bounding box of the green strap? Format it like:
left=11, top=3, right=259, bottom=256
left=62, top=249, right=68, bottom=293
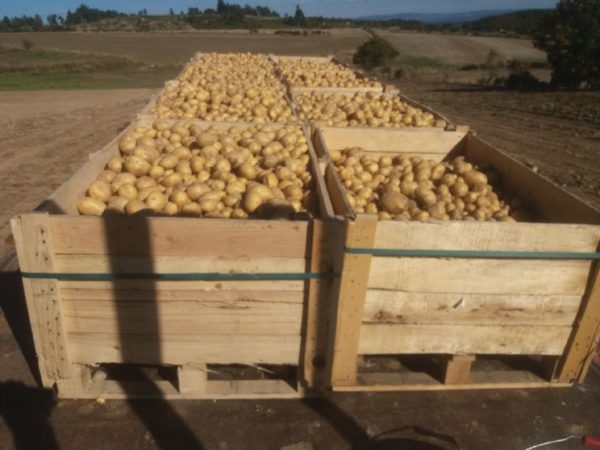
left=21, top=272, right=338, bottom=281
left=345, top=247, right=600, bottom=260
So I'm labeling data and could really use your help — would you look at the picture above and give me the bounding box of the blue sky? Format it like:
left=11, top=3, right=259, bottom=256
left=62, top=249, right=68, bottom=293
left=1, top=0, right=558, bottom=19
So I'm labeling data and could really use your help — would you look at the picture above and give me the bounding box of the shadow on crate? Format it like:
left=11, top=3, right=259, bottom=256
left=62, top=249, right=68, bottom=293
left=102, top=216, right=205, bottom=450
left=303, top=396, right=459, bottom=450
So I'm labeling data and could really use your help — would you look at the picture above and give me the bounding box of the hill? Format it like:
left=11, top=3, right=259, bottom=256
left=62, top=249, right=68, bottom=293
left=360, top=10, right=513, bottom=24
left=462, top=9, right=552, bottom=35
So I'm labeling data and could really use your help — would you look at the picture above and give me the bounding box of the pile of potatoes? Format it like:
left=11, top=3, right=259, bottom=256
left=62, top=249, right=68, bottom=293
left=296, top=92, right=446, bottom=128
left=278, top=59, right=381, bottom=88
left=332, top=147, right=524, bottom=222
left=78, top=120, right=316, bottom=219
left=151, top=53, right=295, bottom=123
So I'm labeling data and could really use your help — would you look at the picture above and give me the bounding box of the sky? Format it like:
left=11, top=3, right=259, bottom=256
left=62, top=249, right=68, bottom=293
left=0, top=0, right=558, bottom=19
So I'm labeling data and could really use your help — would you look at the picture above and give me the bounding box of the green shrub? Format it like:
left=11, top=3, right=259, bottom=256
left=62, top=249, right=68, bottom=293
left=353, top=36, right=398, bottom=70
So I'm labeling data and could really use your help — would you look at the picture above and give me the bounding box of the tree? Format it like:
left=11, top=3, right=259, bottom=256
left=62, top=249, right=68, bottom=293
left=293, top=4, right=306, bottom=26
left=217, top=0, right=227, bottom=14
left=534, top=0, right=600, bottom=89
left=169, top=8, right=174, bottom=15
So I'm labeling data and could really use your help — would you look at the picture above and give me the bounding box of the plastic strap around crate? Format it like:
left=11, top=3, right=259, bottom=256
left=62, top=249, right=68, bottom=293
left=20, top=271, right=338, bottom=281
left=345, top=247, right=600, bottom=260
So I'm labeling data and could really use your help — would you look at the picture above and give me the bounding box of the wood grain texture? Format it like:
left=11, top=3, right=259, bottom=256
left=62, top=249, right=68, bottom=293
left=367, top=257, right=591, bottom=295
left=358, top=324, right=571, bottom=355
left=67, top=333, right=301, bottom=365
left=373, top=220, right=600, bottom=253
left=54, top=254, right=305, bottom=274
left=51, top=216, right=309, bottom=258
left=557, top=261, right=600, bottom=382
left=62, top=297, right=303, bottom=335
left=318, top=126, right=466, bottom=155
left=363, top=290, right=581, bottom=326
left=328, top=215, right=378, bottom=386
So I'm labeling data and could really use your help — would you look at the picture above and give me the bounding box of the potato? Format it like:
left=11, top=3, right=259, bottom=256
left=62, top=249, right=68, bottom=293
left=145, top=191, right=167, bottom=211
left=381, top=191, right=409, bottom=214
left=125, top=199, right=148, bottom=216
left=78, top=197, right=106, bottom=216
left=163, top=201, right=178, bottom=216
left=159, top=154, right=179, bottom=170
left=107, top=157, right=123, bottom=173
left=117, top=183, right=138, bottom=200
left=125, top=156, right=151, bottom=177
left=88, top=180, right=111, bottom=203
left=118, top=135, right=136, bottom=154
left=97, top=170, right=116, bottom=184
left=170, top=190, right=191, bottom=207
left=242, top=191, right=263, bottom=213
left=187, top=183, right=211, bottom=201
left=181, top=202, right=202, bottom=216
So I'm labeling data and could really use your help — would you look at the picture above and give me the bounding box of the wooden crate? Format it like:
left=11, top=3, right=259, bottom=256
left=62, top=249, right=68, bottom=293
left=10, top=119, right=338, bottom=399
left=315, top=126, right=600, bottom=391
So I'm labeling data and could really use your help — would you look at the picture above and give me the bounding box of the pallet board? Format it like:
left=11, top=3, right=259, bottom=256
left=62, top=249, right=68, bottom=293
left=316, top=126, right=600, bottom=390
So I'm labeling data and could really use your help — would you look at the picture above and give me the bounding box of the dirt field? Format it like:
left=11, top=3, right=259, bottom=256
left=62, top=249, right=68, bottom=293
left=0, top=29, right=368, bottom=64
left=379, top=30, right=546, bottom=65
left=0, top=89, right=155, bottom=256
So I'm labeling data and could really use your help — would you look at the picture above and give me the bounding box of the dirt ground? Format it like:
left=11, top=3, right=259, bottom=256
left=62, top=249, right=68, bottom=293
left=0, top=89, right=155, bottom=256
left=379, top=30, right=546, bottom=65
left=0, top=30, right=368, bottom=64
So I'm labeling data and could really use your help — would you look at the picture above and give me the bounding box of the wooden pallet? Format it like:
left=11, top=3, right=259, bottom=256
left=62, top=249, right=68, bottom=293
left=10, top=118, right=337, bottom=398
left=313, top=126, right=600, bottom=391
left=56, top=363, right=314, bottom=400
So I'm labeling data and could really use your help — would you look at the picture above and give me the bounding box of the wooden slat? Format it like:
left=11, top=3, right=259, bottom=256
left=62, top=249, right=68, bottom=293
left=325, top=163, right=353, bottom=217
left=67, top=333, right=301, bottom=365
left=58, top=378, right=304, bottom=400
left=59, top=279, right=305, bottom=293
left=61, top=287, right=303, bottom=302
left=363, top=290, right=582, bottom=326
left=373, top=221, right=600, bottom=253
left=557, top=261, right=600, bottom=381
left=466, top=135, right=600, bottom=224
left=302, top=219, right=342, bottom=388
left=54, top=254, right=305, bottom=275
left=318, top=126, right=466, bottom=155
left=443, top=355, right=475, bottom=385
left=367, top=257, right=591, bottom=295
left=178, top=364, right=208, bottom=395
left=358, top=324, right=572, bottom=355
left=11, top=213, right=71, bottom=386
left=328, top=215, right=378, bottom=386
left=62, top=298, right=303, bottom=335
left=334, top=371, right=571, bottom=392
left=51, top=216, right=309, bottom=258
left=31, top=280, right=73, bottom=378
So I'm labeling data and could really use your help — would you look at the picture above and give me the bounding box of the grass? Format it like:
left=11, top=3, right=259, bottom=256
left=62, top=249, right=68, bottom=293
left=0, top=47, right=179, bottom=90
left=396, top=53, right=446, bottom=69
left=0, top=66, right=179, bottom=90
